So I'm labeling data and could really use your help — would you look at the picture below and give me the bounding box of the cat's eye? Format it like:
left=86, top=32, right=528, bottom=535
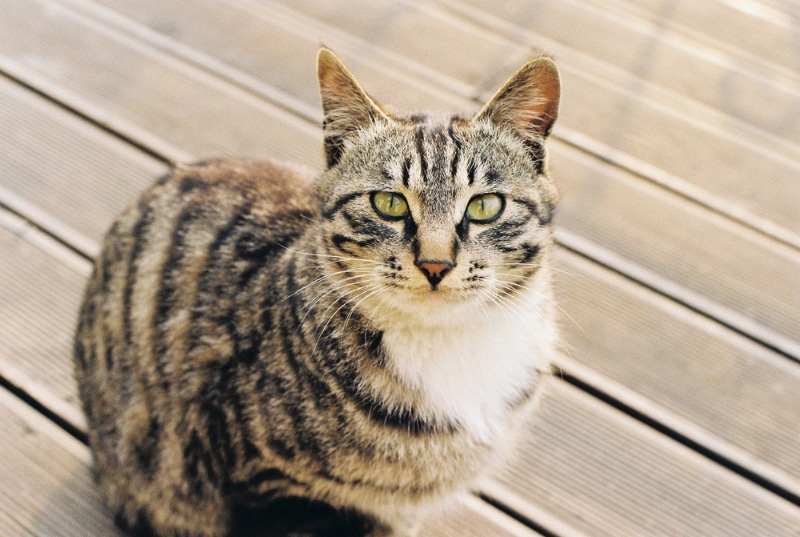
left=371, top=192, right=409, bottom=220
left=466, top=194, right=504, bottom=223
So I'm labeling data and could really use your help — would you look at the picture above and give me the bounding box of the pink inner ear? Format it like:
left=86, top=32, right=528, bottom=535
left=317, top=48, right=391, bottom=167
left=317, top=49, right=387, bottom=133
left=474, top=57, right=561, bottom=140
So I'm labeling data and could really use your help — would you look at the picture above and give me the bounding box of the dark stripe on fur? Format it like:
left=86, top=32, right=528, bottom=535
left=323, top=192, right=362, bottom=219
left=512, top=197, right=552, bottom=225
left=466, top=159, right=477, bottom=186
left=152, top=201, right=208, bottom=384
left=342, top=211, right=396, bottom=242
left=415, top=126, right=428, bottom=183
left=448, top=125, right=461, bottom=179
left=133, top=417, right=161, bottom=479
left=517, top=243, right=541, bottom=264
left=122, top=198, right=154, bottom=349
left=401, top=157, right=411, bottom=188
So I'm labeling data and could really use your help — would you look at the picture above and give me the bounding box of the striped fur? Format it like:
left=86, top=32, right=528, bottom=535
left=74, top=49, right=561, bottom=537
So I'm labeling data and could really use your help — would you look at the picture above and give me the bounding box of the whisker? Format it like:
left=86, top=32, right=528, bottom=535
left=273, top=242, right=387, bottom=267
left=492, top=271, right=584, bottom=334
left=300, top=273, right=375, bottom=325
left=490, top=281, right=581, bottom=360
left=313, top=279, right=384, bottom=351
left=492, top=261, right=578, bottom=277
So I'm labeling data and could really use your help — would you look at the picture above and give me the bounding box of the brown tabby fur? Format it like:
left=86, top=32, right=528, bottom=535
left=74, top=48, right=561, bottom=537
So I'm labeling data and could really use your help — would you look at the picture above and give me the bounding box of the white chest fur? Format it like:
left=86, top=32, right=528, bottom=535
left=379, top=289, right=555, bottom=440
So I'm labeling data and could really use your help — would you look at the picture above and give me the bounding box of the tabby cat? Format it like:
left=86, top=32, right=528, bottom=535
left=74, top=48, right=561, bottom=537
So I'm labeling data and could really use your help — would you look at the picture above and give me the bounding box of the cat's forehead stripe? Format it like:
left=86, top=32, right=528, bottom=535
left=410, top=120, right=471, bottom=191
left=448, top=124, right=462, bottom=180
left=414, top=125, right=429, bottom=184
left=401, top=157, right=411, bottom=188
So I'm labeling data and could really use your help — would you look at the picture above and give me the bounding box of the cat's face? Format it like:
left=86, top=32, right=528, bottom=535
left=314, top=49, right=560, bottom=321
left=317, top=117, right=557, bottom=319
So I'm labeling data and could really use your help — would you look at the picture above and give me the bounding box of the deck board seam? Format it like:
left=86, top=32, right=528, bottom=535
left=555, top=365, right=800, bottom=509
left=556, top=228, right=800, bottom=363
left=0, top=64, right=188, bottom=167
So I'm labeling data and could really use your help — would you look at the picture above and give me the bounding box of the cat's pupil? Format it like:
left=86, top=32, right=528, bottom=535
left=466, top=193, right=504, bottom=222
left=371, top=191, right=409, bottom=220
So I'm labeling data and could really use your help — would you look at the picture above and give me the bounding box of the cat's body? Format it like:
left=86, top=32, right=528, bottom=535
left=74, top=49, right=561, bottom=537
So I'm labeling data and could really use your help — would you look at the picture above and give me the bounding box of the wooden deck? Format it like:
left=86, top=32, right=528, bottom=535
left=1, top=0, right=799, bottom=535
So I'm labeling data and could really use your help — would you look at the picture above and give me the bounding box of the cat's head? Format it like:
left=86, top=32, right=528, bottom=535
left=314, top=48, right=560, bottom=322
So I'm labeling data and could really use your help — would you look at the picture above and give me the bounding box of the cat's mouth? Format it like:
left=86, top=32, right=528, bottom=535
left=402, top=282, right=485, bottom=310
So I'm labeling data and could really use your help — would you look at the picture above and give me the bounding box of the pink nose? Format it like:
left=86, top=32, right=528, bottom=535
left=417, top=261, right=453, bottom=287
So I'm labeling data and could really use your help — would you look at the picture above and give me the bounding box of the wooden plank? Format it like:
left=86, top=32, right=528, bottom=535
left=0, top=74, right=168, bottom=257
left=0, top=387, right=122, bottom=536
left=0, top=211, right=91, bottom=432
left=592, top=0, right=800, bottom=76
left=0, top=0, right=323, bottom=169
left=553, top=248, right=800, bottom=496
left=428, top=496, right=545, bottom=537
left=445, top=0, right=800, bottom=145
left=484, top=378, right=800, bottom=537
left=58, top=0, right=460, bottom=117
left=551, top=141, right=800, bottom=360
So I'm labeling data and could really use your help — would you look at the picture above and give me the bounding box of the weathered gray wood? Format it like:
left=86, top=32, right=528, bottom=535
left=0, top=386, right=123, bottom=536
left=428, top=495, right=545, bottom=537
left=553, top=248, right=800, bottom=496
left=596, top=0, right=800, bottom=77
left=2, top=0, right=800, bottom=535
left=0, top=210, right=91, bottom=433
left=486, top=378, right=800, bottom=537
left=551, top=141, right=800, bottom=360
left=0, top=0, right=323, bottom=168
left=0, top=75, right=168, bottom=257
left=443, top=0, right=800, bottom=145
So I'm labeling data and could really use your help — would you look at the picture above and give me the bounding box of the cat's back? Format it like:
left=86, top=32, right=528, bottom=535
left=74, top=157, right=318, bottom=426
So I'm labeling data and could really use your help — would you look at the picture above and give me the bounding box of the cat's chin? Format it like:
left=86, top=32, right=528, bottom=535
left=379, top=287, right=488, bottom=324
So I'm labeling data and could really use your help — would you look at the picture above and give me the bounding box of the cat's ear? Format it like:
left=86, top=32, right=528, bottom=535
left=317, top=48, right=390, bottom=168
left=473, top=57, right=560, bottom=154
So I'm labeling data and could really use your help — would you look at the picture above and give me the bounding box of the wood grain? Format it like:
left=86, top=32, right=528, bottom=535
left=490, top=378, right=800, bottom=537
left=0, top=75, right=167, bottom=257
left=0, top=0, right=323, bottom=168
left=0, top=386, right=123, bottom=536
left=19, top=0, right=795, bottom=480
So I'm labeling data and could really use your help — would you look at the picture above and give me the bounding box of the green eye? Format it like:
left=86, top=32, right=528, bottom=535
left=371, top=192, right=409, bottom=220
left=466, top=194, right=504, bottom=222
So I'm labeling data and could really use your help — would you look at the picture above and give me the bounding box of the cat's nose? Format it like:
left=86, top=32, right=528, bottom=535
left=416, top=261, right=453, bottom=287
